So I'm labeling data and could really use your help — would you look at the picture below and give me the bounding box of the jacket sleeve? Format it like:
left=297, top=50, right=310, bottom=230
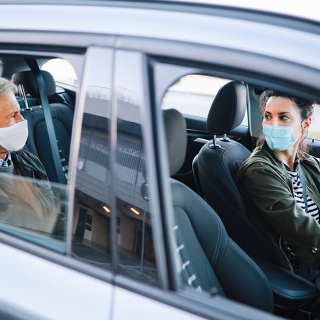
left=240, top=162, right=320, bottom=269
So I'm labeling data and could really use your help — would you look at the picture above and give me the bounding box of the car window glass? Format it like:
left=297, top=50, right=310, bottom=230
left=0, top=54, right=81, bottom=252
left=0, top=174, right=68, bottom=252
left=42, top=58, right=78, bottom=87
left=71, top=48, right=113, bottom=271
left=309, top=104, right=320, bottom=140
left=114, top=50, right=159, bottom=287
left=161, top=75, right=248, bottom=126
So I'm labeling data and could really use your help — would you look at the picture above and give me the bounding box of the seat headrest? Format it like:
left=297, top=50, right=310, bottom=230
left=12, top=70, right=56, bottom=98
left=206, top=81, right=247, bottom=134
left=163, top=109, right=187, bottom=176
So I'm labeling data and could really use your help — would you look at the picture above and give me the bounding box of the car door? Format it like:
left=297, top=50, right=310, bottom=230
left=0, top=46, right=114, bottom=319
left=109, top=48, right=280, bottom=320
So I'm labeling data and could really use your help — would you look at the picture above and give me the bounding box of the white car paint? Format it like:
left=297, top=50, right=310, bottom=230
left=0, top=5, right=320, bottom=72
left=0, top=242, right=113, bottom=320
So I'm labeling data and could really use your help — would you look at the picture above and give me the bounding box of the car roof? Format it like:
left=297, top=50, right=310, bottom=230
left=159, top=0, right=320, bottom=24
left=3, top=0, right=320, bottom=22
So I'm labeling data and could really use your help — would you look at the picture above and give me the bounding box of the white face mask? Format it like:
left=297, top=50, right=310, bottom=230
left=0, top=120, right=28, bottom=153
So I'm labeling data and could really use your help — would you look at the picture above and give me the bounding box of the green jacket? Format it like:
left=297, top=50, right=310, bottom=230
left=234, top=141, right=320, bottom=270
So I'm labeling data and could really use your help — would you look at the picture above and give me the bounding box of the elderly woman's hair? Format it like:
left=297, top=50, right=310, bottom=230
left=257, top=89, right=315, bottom=159
left=0, top=78, right=18, bottom=95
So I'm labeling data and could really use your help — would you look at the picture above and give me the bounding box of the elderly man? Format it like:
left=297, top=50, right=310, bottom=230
left=0, top=77, right=59, bottom=234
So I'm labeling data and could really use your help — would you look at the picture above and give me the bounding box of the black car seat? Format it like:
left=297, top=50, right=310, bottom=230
left=12, top=70, right=73, bottom=183
left=193, top=81, right=289, bottom=270
left=163, top=108, right=274, bottom=312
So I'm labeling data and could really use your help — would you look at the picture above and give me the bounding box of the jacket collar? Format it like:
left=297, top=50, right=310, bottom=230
left=251, top=141, right=285, bottom=169
left=11, top=152, right=32, bottom=174
left=252, top=141, right=304, bottom=171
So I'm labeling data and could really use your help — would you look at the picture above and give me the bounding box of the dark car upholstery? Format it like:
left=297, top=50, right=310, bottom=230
left=193, top=81, right=289, bottom=269
left=164, top=108, right=274, bottom=312
left=13, top=70, right=74, bottom=183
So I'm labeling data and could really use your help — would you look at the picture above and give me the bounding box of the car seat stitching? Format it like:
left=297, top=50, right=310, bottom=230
left=172, top=179, right=223, bottom=265
left=174, top=207, right=204, bottom=290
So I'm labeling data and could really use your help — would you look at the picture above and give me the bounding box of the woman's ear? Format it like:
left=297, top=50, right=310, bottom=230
left=303, top=117, right=312, bottom=132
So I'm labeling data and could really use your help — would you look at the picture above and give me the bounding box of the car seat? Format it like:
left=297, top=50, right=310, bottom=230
left=164, top=108, right=320, bottom=315
left=12, top=70, right=73, bottom=183
left=193, top=81, right=289, bottom=269
left=164, top=108, right=274, bottom=311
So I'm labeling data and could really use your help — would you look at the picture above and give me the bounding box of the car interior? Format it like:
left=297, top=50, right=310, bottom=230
left=160, top=69, right=320, bottom=319
left=1, top=52, right=320, bottom=319
left=0, top=54, right=160, bottom=286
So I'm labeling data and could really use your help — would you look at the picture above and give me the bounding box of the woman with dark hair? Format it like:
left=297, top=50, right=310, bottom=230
left=234, top=90, right=320, bottom=277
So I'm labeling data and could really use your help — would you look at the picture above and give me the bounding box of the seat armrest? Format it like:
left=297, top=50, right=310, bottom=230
left=254, top=258, right=319, bottom=308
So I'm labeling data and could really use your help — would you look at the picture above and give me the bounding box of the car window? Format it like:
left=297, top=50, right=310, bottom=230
left=309, top=104, right=320, bottom=140
left=161, top=75, right=248, bottom=126
left=0, top=54, right=80, bottom=253
left=41, top=58, right=78, bottom=87
left=0, top=175, right=68, bottom=252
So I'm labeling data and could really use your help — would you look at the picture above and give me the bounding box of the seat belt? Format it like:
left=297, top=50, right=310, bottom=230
left=298, top=162, right=308, bottom=213
left=25, top=58, right=66, bottom=184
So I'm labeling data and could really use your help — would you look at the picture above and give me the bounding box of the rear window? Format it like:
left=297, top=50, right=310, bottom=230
left=309, top=104, right=320, bottom=140
left=41, top=58, right=78, bottom=86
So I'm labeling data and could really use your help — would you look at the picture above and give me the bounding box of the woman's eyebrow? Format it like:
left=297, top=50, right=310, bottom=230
left=265, top=111, right=290, bottom=115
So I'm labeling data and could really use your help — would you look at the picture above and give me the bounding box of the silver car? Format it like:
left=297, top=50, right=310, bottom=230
left=0, top=1, right=319, bottom=319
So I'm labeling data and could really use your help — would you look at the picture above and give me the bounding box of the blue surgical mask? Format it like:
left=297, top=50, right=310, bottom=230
left=263, top=122, right=303, bottom=151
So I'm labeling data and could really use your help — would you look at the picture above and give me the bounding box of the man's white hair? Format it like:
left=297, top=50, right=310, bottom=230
left=0, top=78, right=18, bottom=95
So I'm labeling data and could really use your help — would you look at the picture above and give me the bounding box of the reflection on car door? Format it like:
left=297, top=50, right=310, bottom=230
left=0, top=46, right=114, bottom=320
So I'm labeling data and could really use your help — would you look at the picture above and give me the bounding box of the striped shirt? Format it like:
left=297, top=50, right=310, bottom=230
left=285, top=164, right=320, bottom=260
left=285, top=165, right=320, bottom=222
left=0, top=153, right=11, bottom=168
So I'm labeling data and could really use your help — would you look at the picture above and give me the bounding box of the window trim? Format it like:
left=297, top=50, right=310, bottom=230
left=112, top=49, right=169, bottom=289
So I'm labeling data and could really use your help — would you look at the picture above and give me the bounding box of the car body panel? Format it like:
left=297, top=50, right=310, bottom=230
left=0, top=3, right=319, bottom=72
left=0, top=242, right=113, bottom=320
left=112, top=286, right=204, bottom=320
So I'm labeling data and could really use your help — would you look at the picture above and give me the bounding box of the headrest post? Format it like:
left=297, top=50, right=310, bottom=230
left=209, top=135, right=221, bottom=149
left=12, top=70, right=56, bottom=98
left=220, top=134, right=230, bottom=142
left=19, top=84, right=30, bottom=110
